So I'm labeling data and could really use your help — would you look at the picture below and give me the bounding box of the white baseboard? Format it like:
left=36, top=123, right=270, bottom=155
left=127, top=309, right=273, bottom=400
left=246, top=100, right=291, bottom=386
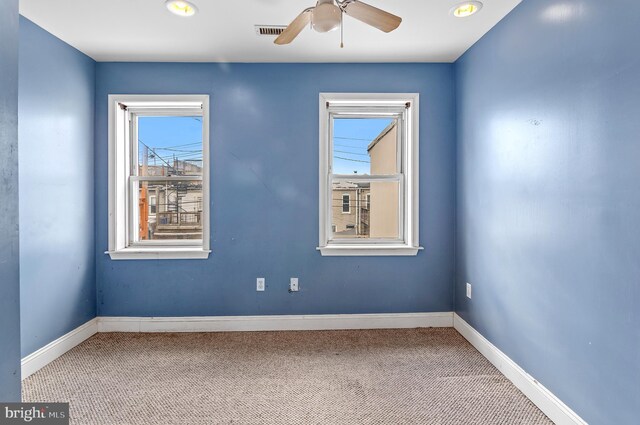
left=22, top=312, right=452, bottom=380
left=453, top=314, right=587, bottom=425
left=98, top=312, right=454, bottom=333
left=21, top=318, right=98, bottom=380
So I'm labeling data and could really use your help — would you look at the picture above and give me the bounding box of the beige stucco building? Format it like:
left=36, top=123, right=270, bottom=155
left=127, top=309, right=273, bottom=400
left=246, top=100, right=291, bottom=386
left=367, top=122, right=399, bottom=239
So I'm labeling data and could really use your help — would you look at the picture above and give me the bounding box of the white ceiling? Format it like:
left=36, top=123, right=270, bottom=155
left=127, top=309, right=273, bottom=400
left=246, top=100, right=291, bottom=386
left=19, top=0, right=521, bottom=62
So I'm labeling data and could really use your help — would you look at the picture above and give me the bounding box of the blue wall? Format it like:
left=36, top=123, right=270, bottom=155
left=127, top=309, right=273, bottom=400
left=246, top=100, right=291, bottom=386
left=0, top=0, right=21, bottom=401
left=10, top=5, right=638, bottom=420
left=19, top=17, right=96, bottom=357
left=455, top=1, right=640, bottom=423
left=95, top=63, right=456, bottom=316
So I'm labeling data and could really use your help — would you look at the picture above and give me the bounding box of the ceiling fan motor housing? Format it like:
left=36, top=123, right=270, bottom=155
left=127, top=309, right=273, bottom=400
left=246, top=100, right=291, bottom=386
left=312, top=0, right=342, bottom=33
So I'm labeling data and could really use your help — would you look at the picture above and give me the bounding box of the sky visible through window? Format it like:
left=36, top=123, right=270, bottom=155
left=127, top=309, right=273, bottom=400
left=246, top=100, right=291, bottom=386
left=137, top=116, right=392, bottom=175
left=138, top=116, right=203, bottom=170
left=333, top=118, right=394, bottom=175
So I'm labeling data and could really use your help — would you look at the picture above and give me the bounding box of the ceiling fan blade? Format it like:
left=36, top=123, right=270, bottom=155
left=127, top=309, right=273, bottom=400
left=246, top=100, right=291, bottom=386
left=344, top=0, right=401, bottom=33
left=274, top=9, right=313, bottom=45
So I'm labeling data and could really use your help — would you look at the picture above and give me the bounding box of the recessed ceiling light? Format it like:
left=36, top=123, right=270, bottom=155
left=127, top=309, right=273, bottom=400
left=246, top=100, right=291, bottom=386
left=165, top=0, right=198, bottom=17
left=450, top=1, right=483, bottom=18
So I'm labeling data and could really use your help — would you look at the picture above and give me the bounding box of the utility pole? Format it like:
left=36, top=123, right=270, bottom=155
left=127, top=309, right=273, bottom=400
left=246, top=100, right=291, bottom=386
left=139, top=145, right=149, bottom=239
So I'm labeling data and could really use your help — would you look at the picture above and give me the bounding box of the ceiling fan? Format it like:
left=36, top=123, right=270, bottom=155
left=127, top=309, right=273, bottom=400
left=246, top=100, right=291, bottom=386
left=274, top=0, right=402, bottom=46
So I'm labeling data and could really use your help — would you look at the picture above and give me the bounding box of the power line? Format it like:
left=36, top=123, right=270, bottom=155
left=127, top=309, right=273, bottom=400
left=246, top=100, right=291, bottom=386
left=334, top=143, right=368, bottom=150
left=334, top=156, right=370, bottom=163
left=146, top=151, right=202, bottom=163
left=334, top=150, right=369, bottom=157
left=164, top=153, right=200, bottom=158
left=153, top=148, right=201, bottom=153
left=159, top=141, right=202, bottom=149
left=334, top=136, right=373, bottom=142
left=138, top=139, right=173, bottom=169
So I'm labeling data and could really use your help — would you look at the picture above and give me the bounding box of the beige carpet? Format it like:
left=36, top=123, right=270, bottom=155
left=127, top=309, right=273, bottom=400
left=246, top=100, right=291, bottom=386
left=22, top=328, right=552, bottom=425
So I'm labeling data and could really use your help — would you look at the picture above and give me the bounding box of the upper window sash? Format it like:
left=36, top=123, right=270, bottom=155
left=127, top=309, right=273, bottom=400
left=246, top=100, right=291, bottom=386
left=128, top=109, right=203, bottom=178
left=327, top=104, right=407, bottom=178
left=329, top=114, right=405, bottom=178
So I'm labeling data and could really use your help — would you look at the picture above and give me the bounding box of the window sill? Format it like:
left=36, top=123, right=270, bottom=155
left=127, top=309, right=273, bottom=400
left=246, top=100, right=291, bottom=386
left=317, top=245, right=423, bottom=257
left=106, top=247, right=211, bottom=260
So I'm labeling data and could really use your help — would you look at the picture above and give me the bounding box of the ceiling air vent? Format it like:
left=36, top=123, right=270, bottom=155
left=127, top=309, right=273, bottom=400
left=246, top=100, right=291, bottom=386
left=255, top=25, right=287, bottom=36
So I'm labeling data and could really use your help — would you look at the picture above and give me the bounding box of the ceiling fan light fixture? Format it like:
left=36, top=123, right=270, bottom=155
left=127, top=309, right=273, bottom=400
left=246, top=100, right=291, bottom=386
left=312, top=0, right=342, bottom=33
left=165, top=0, right=198, bottom=17
left=450, top=1, right=483, bottom=18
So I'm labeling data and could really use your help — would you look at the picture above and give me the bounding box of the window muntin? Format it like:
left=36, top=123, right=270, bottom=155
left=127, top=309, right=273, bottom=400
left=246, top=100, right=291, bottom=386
left=108, top=95, right=210, bottom=260
left=318, top=93, right=420, bottom=256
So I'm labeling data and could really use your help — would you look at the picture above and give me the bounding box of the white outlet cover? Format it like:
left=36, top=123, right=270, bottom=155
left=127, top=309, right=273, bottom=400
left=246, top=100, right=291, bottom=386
left=466, top=283, right=472, bottom=299
left=257, top=278, right=265, bottom=292
left=290, top=278, right=299, bottom=292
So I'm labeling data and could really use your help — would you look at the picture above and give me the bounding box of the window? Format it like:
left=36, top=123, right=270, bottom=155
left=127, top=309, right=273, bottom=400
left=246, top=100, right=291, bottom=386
left=318, top=93, right=421, bottom=256
left=107, top=95, right=210, bottom=260
left=342, top=194, right=351, bottom=214
left=149, top=196, right=157, bottom=214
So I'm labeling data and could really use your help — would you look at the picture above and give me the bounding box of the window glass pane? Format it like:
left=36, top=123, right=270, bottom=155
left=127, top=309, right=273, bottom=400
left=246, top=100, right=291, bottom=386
left=137, top=180, right=203, bottom=241
left=331, top=180, right=400, bottom=240
left=332, top=118, right=397, bottom=175
left=137, top=116, right=203, bottom=177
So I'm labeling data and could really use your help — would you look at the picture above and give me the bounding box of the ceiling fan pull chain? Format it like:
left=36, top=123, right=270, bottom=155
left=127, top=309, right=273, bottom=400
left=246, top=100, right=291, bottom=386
left=340, top=11, right=344, bottom=48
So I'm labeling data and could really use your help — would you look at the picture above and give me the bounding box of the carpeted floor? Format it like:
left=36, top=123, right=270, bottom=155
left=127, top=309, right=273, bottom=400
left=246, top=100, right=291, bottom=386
left=22, top=328, right=552, bottom=425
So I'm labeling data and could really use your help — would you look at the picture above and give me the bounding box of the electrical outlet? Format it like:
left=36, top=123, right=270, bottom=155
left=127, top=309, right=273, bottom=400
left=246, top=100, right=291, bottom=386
left=466, top=282, right=472, bottom=299
left=256, top=278, right=265, bottom=292
left=289, top=278, right=299, bottom=292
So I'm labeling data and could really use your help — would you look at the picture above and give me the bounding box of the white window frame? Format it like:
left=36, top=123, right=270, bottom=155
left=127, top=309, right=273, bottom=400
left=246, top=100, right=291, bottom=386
left=342, top=193, right=351, bottom=214
left=318, top=93, right=422, bottom=256
left=106, top=94, right=211, bottom=260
